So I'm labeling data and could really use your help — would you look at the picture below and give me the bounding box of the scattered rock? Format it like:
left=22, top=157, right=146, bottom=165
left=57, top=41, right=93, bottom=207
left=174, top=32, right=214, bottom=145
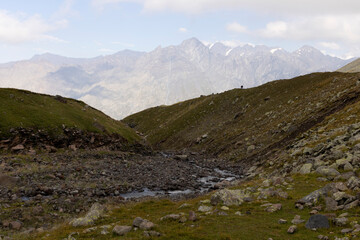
left=287, top=225, right=297, bottom=234
left=133, top=217, right=155, bottom=230
left=198, top=205, right=213, bottom=213
left=265, top=203, right=282, bottom=213
left=299, top=163, right=313, bottom=174
left=316, top=167, right=340, bottom=177
left=211, top=189, right=251, bottom=206
left=278, top=219, right=287, bottom=224
left=70, top=203, right=106, bottom=227
left=333, top=217, right=348, bottom=226
left=324, top=197, right=338, bottom=211
left=113, top=225, right=132, bottom=236
left=305, top=215, right=330, bottom=229
left=144, top=230, right=161, bottom=237
left=160, top=214, right=181, bottom=221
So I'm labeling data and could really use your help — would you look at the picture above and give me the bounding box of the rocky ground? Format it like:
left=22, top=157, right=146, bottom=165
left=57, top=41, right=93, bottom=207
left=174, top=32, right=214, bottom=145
left=0, top=150, right=244, bottom=238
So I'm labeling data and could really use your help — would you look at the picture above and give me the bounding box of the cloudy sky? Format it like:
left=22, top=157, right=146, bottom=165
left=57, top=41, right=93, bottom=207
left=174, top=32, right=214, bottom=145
left=1, top=0, right=360, bottom=63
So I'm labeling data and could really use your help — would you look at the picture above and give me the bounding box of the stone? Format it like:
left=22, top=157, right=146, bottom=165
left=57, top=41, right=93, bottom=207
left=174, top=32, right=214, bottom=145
left=305, top=215, right=330, bottom=229
left=318, top=235, right=329, bottom=240
left=333, top=217, right=348, bottom=226
left=133, top=217, right=145, bottom=227
left=139, top=220, right=155, bottom=230
left=188, top=211, right=197, bottom=221
left=211, top=189, right=251, bottom=206
left=133, top=217, right=154, bottom=230
left=9, top=221, right=22, bottom=230
left=11, top=144, right=24, bottom=151
left=333, top=192, right=347, bottom=201
left=287, top=225, right=297, bottom=234
left=144, top=231, right=161, bottom=237
left=235, top=211, right=242, bottom=216
left=178, top=203, right=191, bottom=209
left=220, top=206, right=229, bottom=211
left=335, top=182, right=348, bottom=191
left=297, top=183, right=336, bottom=205
left=278, top=219, right=287, bottom=224
left=174, top=155, right=188, bottom=160
left=347, top=176, right=360, bottom=189
left=70, top=203, right=105, bottom=227
left=299, top=163, right=313, bottom=174
left=344, top=199, right=359, bottom=210
left=341, top=228, right=353, bottom=234
left=265, top=203, right=282, bottom=213
left=310, top=210, right=319, bottom=215
left=316, top=166, right=340, bottom=177
left=113, top=226, right=132, bottom=236
left=344, top=162, right=353, bottom=171
left=324, top=197, right=338, bottom=211
left=160, top=214, right=181, bottom=221
left=292, top=215, right=305, bottom=224
left=198, top=205, right=213, bottom=212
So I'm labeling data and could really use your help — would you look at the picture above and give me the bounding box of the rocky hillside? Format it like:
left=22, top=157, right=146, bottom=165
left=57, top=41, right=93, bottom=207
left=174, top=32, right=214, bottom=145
left=338, top=58, right=360, bottom=73
left=124, top=72, right=360, bottom=165
left=0, top=38, right=352, bottom=119
left=0, top=88, right=143, bottom=152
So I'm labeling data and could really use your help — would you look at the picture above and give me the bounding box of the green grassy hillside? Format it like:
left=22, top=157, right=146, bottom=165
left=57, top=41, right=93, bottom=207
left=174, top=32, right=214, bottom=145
left=124, top=72, right=360, bottom=161
left=337, top=58, right=360, bottom=72
left=0, top=88, right=140, bottom=143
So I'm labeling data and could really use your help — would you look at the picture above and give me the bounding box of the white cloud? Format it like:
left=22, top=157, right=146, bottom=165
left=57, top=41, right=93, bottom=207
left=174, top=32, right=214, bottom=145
left=226, top=22, right=247, bottom=33
left=319, top=42, right=340, bottom=50
left=0, top=10, right=66, bottom=44
left=258, top=15, right=360, bottom=43
left=91, top=0, right=360, bottom=15
left=178, top=27, right=188, bottom=33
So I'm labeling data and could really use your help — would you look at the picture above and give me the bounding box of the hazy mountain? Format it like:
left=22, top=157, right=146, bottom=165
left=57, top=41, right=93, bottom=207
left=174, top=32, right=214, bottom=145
left=0, top=38, right=353, bottom=119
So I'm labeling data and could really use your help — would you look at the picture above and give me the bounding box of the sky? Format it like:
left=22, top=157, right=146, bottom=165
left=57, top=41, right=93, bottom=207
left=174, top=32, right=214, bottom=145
left=1, top=0, right=360, bottom=63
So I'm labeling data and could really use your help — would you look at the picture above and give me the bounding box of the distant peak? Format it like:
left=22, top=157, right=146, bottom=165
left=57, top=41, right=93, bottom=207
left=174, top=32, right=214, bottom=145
left=295, top=45, right=322, bottom=55
left=180, top=37, right=204, bottom=47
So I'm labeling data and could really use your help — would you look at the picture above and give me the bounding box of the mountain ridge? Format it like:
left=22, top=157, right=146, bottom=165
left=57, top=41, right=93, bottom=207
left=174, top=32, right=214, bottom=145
left=0, top=38, right=354, bottom=119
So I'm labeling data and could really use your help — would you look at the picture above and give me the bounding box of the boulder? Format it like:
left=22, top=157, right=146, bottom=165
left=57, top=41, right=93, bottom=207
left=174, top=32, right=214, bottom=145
left=347, top=176, right=360, bottom=189
left=70, top=203, right=106, bottom=227
left=287, top=225, right=297, bottom=234
left=305, top=215, right=330, bottom=229
left=316, top=166, right=340, bottom=177
left=113, top=225, right=132, bottom=236
left=211, top=189, right=251, bottom=206
left=299, top=163, right=313, bottom=174
left=324, top=197, right=338, bottom=211
left=297, top=183, right=336, bottom=205
left=160, top=214, right=181, bottom=221
left=198, top=205, right=213, bottom=212
left=265, top=203, right=282, bottom=213
left=133, top=217, right=155, bottom=230
left=333, top=217, right=348, bottom=226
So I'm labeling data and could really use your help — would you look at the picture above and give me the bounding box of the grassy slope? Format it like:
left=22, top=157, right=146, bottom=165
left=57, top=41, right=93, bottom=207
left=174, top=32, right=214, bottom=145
left=0, top=88, right=139, bottom=143
left=124, top=72, right=360, bottom=160
left=337, top=58, right=360, bottom=73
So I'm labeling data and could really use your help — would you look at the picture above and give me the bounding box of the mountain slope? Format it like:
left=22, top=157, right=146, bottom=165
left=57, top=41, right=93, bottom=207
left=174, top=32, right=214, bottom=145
left=0, top=38, right=352, bottom=119
left=337, top=58, right=360, bottom=72
left=123, top=72, right=360, bottom=163
left=0, top=88, right=142, bottom=151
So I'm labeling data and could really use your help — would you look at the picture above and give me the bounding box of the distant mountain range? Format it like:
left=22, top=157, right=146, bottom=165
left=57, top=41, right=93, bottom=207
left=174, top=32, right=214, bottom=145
left=0, top=38, right=353, bottom=119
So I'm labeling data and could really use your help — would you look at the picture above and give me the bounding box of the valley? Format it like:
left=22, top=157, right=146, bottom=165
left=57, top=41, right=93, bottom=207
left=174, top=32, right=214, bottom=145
left=1, top=69, right=360, bottom=239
